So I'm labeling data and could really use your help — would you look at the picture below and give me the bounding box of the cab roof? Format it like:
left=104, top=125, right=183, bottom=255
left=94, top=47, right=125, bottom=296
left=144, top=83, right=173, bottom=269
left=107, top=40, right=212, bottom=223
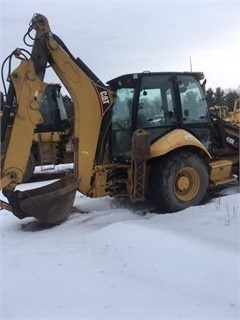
left=107, top=71, right=205, bottom=89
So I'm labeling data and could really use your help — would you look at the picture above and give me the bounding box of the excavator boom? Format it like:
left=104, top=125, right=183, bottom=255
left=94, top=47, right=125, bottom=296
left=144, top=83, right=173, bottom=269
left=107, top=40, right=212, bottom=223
left=1, top=14, right=116, bottom=223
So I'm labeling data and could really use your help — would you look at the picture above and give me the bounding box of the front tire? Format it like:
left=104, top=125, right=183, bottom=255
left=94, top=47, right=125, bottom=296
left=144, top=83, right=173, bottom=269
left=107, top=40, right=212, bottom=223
left=150, top=151, right=209, bottom=212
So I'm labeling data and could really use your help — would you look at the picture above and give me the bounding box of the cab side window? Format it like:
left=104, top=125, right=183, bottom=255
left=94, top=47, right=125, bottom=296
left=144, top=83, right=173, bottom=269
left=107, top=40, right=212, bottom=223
left=178, top=75, right=208, bottom=123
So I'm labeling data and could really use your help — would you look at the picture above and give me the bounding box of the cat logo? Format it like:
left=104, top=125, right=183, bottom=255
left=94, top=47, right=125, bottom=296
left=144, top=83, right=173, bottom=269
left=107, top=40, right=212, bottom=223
left=100, top=90, right=110, bottom=105
left=226, top=136, right=236, bottom=146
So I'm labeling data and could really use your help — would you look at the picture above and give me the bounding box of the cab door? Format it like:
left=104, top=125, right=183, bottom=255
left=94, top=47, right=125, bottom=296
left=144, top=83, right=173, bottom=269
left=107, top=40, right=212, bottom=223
left=131, top=73, right=180, bottom=147
left=111, top=87, right=135, bottom=161
left=176, top=75, right=211, bottom=150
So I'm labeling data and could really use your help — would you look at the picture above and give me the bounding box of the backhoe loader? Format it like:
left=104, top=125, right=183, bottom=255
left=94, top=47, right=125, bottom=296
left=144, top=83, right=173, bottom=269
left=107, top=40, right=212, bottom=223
left=0, top=14, right=239, bottom=224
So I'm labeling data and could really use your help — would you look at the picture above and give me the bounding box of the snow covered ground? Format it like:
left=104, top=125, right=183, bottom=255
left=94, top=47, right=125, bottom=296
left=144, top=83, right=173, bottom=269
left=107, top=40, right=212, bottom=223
left=0, top=177, right=239, bottom=320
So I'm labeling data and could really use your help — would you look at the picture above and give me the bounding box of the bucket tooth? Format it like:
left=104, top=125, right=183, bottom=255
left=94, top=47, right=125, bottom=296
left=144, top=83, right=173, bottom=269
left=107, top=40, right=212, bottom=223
left=3, top=174, right=79, bottom=224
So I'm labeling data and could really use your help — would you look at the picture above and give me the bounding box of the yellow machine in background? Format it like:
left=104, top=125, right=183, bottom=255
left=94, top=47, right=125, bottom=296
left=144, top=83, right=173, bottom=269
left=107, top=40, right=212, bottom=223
left=0, top=14, right=239, bottom=224
left=209, top=98, right=239, bottom=152
left=227, top=98, right=240, bottom=125
left=209, top=98, right=240, bottom=125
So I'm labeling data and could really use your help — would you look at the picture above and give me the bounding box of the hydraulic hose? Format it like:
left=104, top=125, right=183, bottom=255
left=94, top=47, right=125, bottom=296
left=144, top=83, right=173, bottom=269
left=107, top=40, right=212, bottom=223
left=1, top=82, right=15, bottom=142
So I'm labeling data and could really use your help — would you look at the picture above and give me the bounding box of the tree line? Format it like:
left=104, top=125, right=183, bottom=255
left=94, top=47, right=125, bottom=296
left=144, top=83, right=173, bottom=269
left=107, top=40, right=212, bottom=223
left=205, top=86, right=240, bottom=110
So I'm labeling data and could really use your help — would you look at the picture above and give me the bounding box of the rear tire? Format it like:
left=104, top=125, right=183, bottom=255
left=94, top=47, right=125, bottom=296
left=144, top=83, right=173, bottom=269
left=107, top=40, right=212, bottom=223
left=150, top=151, right=209, bottom=212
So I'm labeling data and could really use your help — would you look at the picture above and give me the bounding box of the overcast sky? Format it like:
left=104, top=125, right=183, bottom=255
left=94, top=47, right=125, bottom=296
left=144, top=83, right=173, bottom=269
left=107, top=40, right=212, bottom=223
left=1, top=0, right=239, bottom=93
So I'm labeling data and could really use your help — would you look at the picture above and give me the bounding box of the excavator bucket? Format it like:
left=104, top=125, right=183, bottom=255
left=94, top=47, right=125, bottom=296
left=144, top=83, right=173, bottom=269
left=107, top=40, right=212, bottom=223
left=3, top=174, right=79, bottom=224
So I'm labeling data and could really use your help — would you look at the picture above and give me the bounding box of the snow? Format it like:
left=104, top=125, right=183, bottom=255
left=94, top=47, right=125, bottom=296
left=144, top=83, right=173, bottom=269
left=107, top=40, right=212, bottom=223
left=0, top=178, right=240, bottom=320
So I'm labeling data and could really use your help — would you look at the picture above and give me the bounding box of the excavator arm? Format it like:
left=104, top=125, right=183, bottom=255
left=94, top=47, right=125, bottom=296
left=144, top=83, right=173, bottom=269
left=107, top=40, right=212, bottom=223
left=30, top=13, right=116, bottom=193
left=1, top=13, right=116, bottom=223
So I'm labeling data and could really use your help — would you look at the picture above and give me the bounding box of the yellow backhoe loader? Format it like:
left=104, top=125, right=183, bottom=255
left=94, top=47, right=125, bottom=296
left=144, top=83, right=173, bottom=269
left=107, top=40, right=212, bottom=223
left=0, top=14, right=239, bottom=224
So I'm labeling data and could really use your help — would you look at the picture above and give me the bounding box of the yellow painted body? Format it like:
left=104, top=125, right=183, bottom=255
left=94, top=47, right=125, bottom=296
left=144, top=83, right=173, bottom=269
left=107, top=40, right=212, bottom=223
left=2, top=60, right=46, bottom=183
left=46, top=45, right=115, bottom=194
left=150, top=129, right=211, bottom=159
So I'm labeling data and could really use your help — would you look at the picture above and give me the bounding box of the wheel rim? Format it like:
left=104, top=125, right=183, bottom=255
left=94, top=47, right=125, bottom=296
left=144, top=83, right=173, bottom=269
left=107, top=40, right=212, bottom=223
left=174, top=167, right=200, bottom=202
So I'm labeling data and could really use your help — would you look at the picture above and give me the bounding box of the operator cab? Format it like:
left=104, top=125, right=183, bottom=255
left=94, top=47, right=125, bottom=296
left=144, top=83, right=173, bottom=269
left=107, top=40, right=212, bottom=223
left=108, top=72, right=211, bottom=162
left=35, top=84, right=70, bottom=133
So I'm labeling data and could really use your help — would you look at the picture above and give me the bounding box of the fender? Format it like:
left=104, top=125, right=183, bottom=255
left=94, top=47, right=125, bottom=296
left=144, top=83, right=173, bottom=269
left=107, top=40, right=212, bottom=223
left=150, top=129, right=212, bottom=159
